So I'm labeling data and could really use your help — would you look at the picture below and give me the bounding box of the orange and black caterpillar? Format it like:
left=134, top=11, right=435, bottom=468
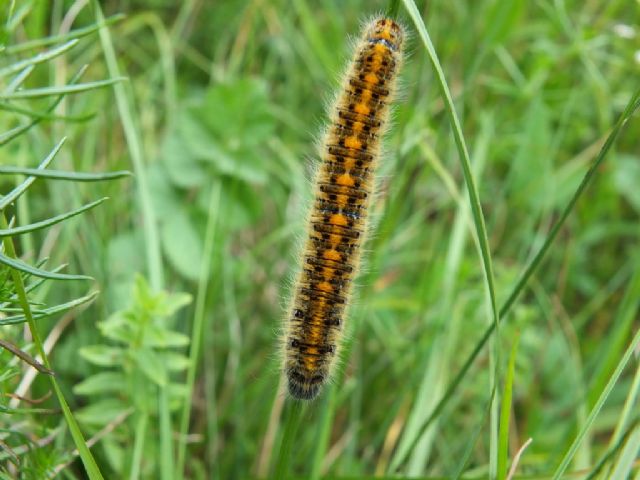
left=283, top=17, right=405, bottom=400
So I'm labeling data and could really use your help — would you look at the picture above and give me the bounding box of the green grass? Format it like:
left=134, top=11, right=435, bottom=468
left=1, top=0, right=640, bottom=478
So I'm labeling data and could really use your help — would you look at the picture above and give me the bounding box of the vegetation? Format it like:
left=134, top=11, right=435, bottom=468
left=0, top=0, right=638, bottom=478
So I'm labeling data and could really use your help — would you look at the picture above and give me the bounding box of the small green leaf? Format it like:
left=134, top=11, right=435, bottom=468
left=132, top=273, right=154, bottom=306
left=144, top=324, right=190, bottom=348
left=168, top=382, right=189, bottom=408
left=132, top=348, right=168, bottom=386
left=74, top=372, right=126, bottom=395
left=158, top=292, right=192, bottom=317
left=162, top=352, right=191, bottom=372
left=75, top=398, right=128, bottom=427
left=97, top=313, right=133, bottom=344
left=79, top=345, right=124, bottom=367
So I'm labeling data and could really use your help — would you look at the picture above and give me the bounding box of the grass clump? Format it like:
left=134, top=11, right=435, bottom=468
left=2, top=0, right=640, bottom=478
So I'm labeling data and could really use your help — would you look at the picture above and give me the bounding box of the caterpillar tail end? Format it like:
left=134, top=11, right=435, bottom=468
left=286, top=368, right=325, bottom=400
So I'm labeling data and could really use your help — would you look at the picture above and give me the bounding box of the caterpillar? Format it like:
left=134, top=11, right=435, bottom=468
left=283, top=17, right=405, bottom=400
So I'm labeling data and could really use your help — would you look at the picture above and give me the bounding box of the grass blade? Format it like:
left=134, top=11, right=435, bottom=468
left=609, top=425, right=640, bottom=480
left=0, top=77, right=125, bottom=100
left=310, top=385, right=337, bottom=479
left=0, top=66, right=88, bottom=146
left=552, top=327, right=640, bottom=479
left=93, top=1, right=169, bottom=476
left=587, top=265, right=640, bottom=407
left=5, top=65, right=35, bottom=93
left=0, top=138, right=65, bottom=210
left=498, top=333, right=520, bottom=479
left=0, top=252, right=92, bottom=281
left=393, top=0, right=502, bottom=470
left=0, top=290, right=99, bottom=326
left=584, top=418, right=640, bottom=480
left=394, top=86, right=640, bottom=467
left=0, top=167, right=131, bottom=181
left=609, top=358, right=640, bottom=448
left=452, top=388, right=496, bottom=480
left=0, top=39, right=78, bottom=78
left=399, top=0, right=500, bottom=339
left=176, top=181, right=221, bottom=478
left=5, top=14, right=124, bottom=54
left=0, top=101, right=95, bottom=122
left=273, top=399, right=305, bottom=479
left=0, top=198, right=107, bottom=237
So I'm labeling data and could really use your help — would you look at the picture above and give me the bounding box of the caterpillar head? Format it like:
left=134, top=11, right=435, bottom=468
left=366, top=17, right=404, bottom=52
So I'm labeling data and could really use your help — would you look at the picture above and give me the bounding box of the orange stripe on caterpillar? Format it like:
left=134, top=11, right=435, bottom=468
left=283, top=17, right=405, bottom=400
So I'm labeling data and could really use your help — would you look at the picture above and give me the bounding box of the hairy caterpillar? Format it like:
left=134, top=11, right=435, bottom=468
left=283, top=17, right=405, bottom=400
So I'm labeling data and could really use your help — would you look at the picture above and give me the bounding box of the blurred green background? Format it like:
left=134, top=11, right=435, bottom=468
left=1, top=0, right=639, bottom=478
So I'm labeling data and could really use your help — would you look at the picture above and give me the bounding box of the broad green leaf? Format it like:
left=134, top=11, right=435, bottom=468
left=161, top=78, right=273, bottom=185
left=106, top=232, right=146, bottom=295
left=147, top=163, right=184, bottom=218
left=613, top=154, right=640, bottom=212
left=196, top=181, right=262, bottom=232
left=161, top=210, right=203, bottom=281
left=160, top=129, right=206, bottom=188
